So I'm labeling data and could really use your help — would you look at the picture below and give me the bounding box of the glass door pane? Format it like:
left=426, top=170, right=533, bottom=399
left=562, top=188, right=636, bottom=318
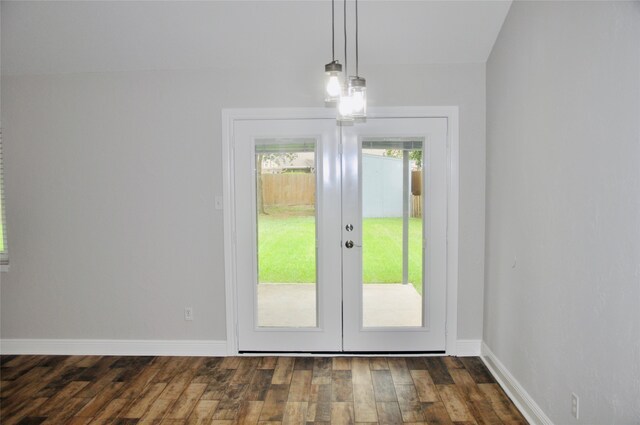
left=341, top=117, right=448, bottom=352
left=361, top=139, right=424, bottom=327
left=255, top=139, right=318, bottom=327
left=234, top=118, right=342, bottom=352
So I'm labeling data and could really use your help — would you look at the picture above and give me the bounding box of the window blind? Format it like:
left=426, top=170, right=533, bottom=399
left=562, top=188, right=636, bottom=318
left=0, top=127, right=7, bottom=265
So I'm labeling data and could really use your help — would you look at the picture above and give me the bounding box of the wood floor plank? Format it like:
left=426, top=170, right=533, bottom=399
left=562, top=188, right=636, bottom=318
left=287, top=370, right=312, bottom=402
left=272, top=357, right=295, bottom=385
left=219, top=357, right=241, bottom=370
left=67, top=417, right=93, bottom=425
left=394, top=384, right=419, bottom=404
left=138, top=396, right=174, bottom=423
left=330, top=370, right=353, bottom=402
left=246, top=369, right=274, bottom=401
left=311, top=358, right=332, bottom=385
left=282, top=401, right=308, bottom=425
left=165, top=382, right=207, bottom=419
left=212, top=384, right=249, bottom=420
left=369, top=358, right=389, bottom=370
left=119, top=364, right=160, bottom=399
left=405, top=357, right=428, bottom=370
left=122, top=382, right=167, bottom=418
left=353, top=382, right=378, bottom=423
left=293, top=357, right=314, bottom=371
left=437, top=384, right=476, bottom=423
left=421, top=401, right=455, bottom=425
left=0, top=397, right=48, bottom=425
left=200, top=369, right=236, bottom=400
left=257, top=357, right=278, bottom=370
left=395, top=384, right=424, bottom=422
left=91, top=397, right=130, bottom=421
left=77, top=367, right=124, bottom=399
left=234, top=400, right=264, bottom=425
left=231, top=357, right=259, bottom=385
left=477, top=384, right=527, bottom=424
left=376, top=401, right=403, bottom=424
left=258, top=383, right=290, bottom=422
left=0, top=355, right=527, bottom=425
left=331, top=401, right=355, bottom=424
left=424, top=358, right=455, bottom=385
left=332, top=357, right=351, bottom=370
left=186, top=399, right=219, bottom=425
left=151, top=357, right=189, bottom=383
left=37, top=381, right=89, bottom=415
left=76, top=382, right=125, bottom=417
left=460, top=358, right=496, bottom=384
left=410, top=369, right=439, bottom=403
left=465, top=399, right=504, bottom=425
left=388, top=358, right=414, bottom=385
left=443, top=357, right=465, bottom=370
left=308, top=383, right=332, bottom=422
left=371, top=370, right=397, bottom=402
left=449, top=369, right=486, bottom=403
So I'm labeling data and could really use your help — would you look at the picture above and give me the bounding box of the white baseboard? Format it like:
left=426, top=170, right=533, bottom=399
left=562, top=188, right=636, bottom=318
left=455, top=339, right=482, bottom=356
left=0, top=339, right=228, bottom=357
left=481, top=342, right=553, bottom=425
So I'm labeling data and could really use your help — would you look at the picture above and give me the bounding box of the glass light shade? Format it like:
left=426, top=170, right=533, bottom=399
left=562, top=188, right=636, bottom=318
left=348, top=76, right=367, bottom=118
left=337, top=90, right=354, bottom=122
left=326, top=75, right=341, bottom=100
left=324, top=61, right=343, bottom=103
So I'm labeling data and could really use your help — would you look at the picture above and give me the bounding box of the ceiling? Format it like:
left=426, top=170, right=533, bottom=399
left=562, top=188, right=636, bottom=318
left=1, top=1, right=511, bottom=75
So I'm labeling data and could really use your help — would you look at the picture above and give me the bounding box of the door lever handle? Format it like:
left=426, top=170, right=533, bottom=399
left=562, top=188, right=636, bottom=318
left=344, top=240, right=362, bottom=249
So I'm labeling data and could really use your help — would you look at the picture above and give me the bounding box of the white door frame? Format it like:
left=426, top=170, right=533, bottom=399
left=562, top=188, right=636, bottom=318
left=221, top=107, right=459, bottom=355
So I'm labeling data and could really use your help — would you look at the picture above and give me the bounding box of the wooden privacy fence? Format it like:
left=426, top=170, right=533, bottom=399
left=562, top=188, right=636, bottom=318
left=261, top=172, right=422, bottom=217
left=262, top=173, right=316, bottom=206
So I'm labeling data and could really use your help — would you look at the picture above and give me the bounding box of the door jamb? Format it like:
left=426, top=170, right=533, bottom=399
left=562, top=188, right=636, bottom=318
left=221, top=107, right=459, bottom=355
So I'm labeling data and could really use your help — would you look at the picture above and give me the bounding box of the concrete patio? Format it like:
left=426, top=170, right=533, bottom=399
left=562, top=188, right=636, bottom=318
left=257, top=283, right=422, bottom=328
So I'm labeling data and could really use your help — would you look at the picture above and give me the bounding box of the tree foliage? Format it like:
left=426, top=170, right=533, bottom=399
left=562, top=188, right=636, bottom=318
left=384, top=149, right=422, bottom=168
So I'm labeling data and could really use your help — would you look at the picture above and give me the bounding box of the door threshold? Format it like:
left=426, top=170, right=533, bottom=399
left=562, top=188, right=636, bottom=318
left=238, top=350, right=446, bottom=356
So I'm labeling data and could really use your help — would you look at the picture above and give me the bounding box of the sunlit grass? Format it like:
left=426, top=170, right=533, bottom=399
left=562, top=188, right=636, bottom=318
left=257, top=213, right=423, bottom=293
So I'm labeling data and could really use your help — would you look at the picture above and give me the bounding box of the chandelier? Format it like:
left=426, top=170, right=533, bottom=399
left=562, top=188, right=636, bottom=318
left=324, top=0, right=367, bottom=122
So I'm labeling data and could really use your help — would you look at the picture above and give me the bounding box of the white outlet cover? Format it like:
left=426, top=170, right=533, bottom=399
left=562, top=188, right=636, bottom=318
left=185, top=307, right=194, bottom=321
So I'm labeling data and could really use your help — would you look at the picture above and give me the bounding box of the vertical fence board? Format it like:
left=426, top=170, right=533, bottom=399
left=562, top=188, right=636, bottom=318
left=262, top=174, right=316, bottom=206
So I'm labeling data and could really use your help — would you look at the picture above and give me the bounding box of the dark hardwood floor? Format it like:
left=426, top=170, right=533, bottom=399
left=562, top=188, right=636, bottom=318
left=0, top=355, right=527, bottom=424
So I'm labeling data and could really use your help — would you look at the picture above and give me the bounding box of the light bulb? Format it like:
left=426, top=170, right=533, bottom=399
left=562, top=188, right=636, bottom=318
left=351, top=91, right=365, bottom=113
left=326, top=76, right=341, bottom=98
left=348, top=76, right=367, bottom=118
left=338, top=92, right=354, bottom=121
left=324, top=61, right=342, bottom=103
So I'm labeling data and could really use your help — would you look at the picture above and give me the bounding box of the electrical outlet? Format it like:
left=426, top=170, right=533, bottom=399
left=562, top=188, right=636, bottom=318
left=571, top=393, right=579, bottom=419
left=184, top=307, right=194, bottom=321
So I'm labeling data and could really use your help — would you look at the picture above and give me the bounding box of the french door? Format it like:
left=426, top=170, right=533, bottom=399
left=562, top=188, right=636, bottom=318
left=231, top=115, right=448, bottom=352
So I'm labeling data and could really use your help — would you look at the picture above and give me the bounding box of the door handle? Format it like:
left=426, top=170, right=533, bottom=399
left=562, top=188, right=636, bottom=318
left=344, top=240, right=361, bottom=249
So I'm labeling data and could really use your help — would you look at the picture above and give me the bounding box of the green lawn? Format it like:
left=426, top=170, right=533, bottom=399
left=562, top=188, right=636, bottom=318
left=258, top=214, right=423, bottom=292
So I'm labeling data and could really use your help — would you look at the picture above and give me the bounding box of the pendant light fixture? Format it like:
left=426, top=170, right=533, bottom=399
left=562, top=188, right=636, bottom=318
left=348, top=0, right=366, bottom=119
left=337, top=0, right=354, bottom=122
left=325, top=0, right=366, bottom=123
left=324, top=0, right=342, bottom=103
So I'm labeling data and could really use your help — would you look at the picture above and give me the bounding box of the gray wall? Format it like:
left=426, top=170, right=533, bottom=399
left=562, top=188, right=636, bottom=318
left=485, top=1, right=640, bottom=423
left=0, top=63, right=486, bottom=341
